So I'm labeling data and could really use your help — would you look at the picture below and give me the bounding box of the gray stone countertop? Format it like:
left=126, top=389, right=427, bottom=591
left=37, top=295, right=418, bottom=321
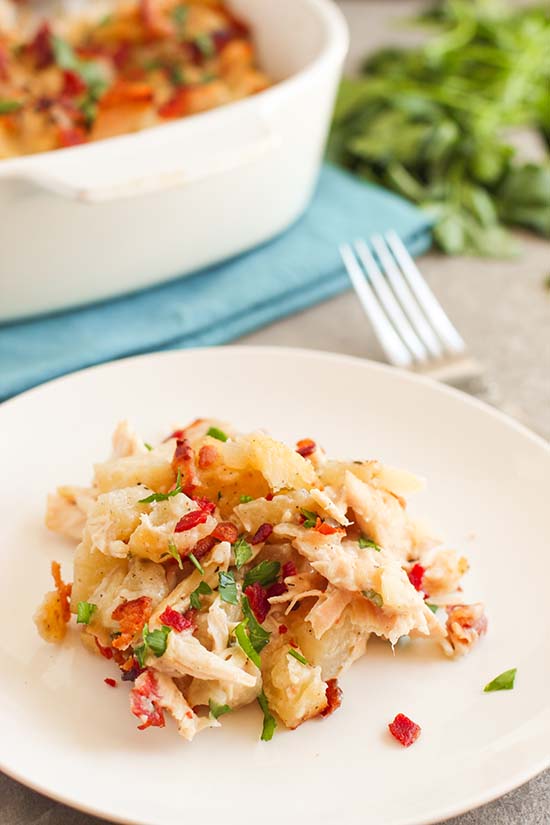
left=1, top=1, right=548, bottom=824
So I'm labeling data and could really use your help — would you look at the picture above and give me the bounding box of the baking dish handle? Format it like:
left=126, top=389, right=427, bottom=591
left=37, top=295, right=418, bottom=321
left=12, top=106, right=280, bottom=203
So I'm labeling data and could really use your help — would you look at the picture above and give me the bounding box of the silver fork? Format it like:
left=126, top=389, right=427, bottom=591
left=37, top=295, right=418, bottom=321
left=340, top=231, right=485, bottom=387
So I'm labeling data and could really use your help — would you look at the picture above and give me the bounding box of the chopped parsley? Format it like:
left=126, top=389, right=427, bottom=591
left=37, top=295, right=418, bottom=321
left=76, top=601, right=97, bottom=624
left=233, top=537, right=252, bottom=569
left=188, top=553, right=204, bottom=575
left=98, top=13, right=112, bottom=27
left=51, top=35, right=106, bottom=98
left=144, top=442, right=153, bottom=451
left=171, top=4, right=188, bottom=36
left=134, top=623, right=171, bottom=666
left=170, top=65, right=186, bottom=87
left=288, top=648, right=309, bottom=666
left=243, top=560, right=281, bottom=590
left=165, top=540, right=183, bottom=570
left=218, top=570, right=238, bottom=605
left=217, top=491, right=222, bottom=501
left=239, top=495, right=254, bottom=503
left=483, top=668, right=517, bottom=692
left=195, top=33, right=215, bottom=59
left=139, top=470, right=182, bottom=503
left=426, top=603, right=439, bottom=614
left=257, top=690, right=277, bottom=741
left=209, top=699, right=231, bottom=719
left=300, top=508, right=318, bottom=528
left=234, top=619, right=260, bottom=667
left=0, top=100, right=22, bottom=115
left=362, top=588, right=384, bottom=608
left=241, top=596, right=271, bottom=653
left=207, top=426, right=228, bottom=442
left=190, top=580, right=213, bottom=610
left=358, top=536, right=381, bottom=551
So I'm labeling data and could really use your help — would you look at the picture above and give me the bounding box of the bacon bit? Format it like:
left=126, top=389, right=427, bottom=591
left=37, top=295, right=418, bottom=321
left=388, top=713, right=421, bottom=747
left=159, top=606, right=195, bottom=633
left=278, top=624, right=288, bottom=635
left=321, top=679, right=342, bottom=717
left=408, top=564, right=426, bottom=592
left=175, top=509, right=208, bottom=533
left=104, top=677, right=117, bottom=688
left=198, top=444, right=219, bottom=469
left=0, top=44, right=10, bottom=82
left=296, top=438, right=316, bottom=458
left=120, top=656, right=145, bottom=682
left=266, top=581, right=287, bottom=598
left=111, top=596, right=153, bottom=650
left=95, top=637, right=114, bottom=660
left=289, top=639, right=298, bottom=649
left=191, top=534, right=217, bottom=560
left=172, top=438, right=199, bottom=495
left=58, top=127, right=87, bottom=148
left=244, top=583, right=270, bottom=623
left=100, top=81, right=154, bottom=109
left=250, top=522, right=273, bottom=545
left=193, top=496, right=216, bottom=515
left=315, top=519, right=344, bottom=536
left=265, top=493, right=274, bottom=501
left=212, top=521, right=239, bottom=543
left=158, top=86, right=192, bottom=119
left=112, top=43, right=131, bottom=70
left=130, top=670, right=165, bottom=730
left=26, top=22, right=53, bottom=69
left=62, top=69, right=86, bottom=97
left=50, top=561, right=72, bottom=623
left=165, top=428, right=184, bottom=441
left=282, top=561, right=297, bottom=580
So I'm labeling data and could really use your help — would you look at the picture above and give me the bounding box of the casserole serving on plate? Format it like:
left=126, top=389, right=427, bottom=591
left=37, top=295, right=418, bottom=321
left=0, top=0, right=348, bottom=322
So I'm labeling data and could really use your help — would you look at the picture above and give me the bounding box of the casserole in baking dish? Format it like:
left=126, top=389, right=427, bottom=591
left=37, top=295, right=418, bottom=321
left=0, top=0, right=348, bottom=322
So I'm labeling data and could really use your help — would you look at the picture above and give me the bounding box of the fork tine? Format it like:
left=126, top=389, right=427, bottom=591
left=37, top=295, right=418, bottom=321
left=385, top=230, right=466, bottom=354
left=339, top=243, right=413, bottom=369
left=371, top=234, right=444, bottom=359
left=354, top=239, right=427, bottom=362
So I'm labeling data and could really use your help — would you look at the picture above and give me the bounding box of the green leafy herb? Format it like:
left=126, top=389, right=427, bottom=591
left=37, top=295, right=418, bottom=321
left=98, top=13, right=112, bottom=27
left=358, top=535, right=381, bottom=551
left=209, top=699, right=232, bottom=719
left=146, top=625, right=171, bottom=658
left=243, top=560, right=281, bottom=590
left=426, top=603, right=439, bottom=614
left=164, top=540, right=183, bottom=570
left=241, top=596, right=271, bottom=653
left=76, top=601, right=97, bottom=624
left=171, top=4, right=189, bottom=36
left=144, top=442, right=153, bottom=451
left=52, top=35, right=107, bottom=98
left=195, top=33, right=215, bottom=59
left=207, top=426, right=228, bottom=442
left=189, top=553, right=205, bottom=576
left=288, top=648, right=309, bottom=666
left=0, top=100, right=22, bottom=115
left=239, top=495, right=254, bottom=503
left=233, top=537, right=253, bottom=569
left=257, top=690, right=277, bottom=741
left=328, top=0, right=550, bottom=256
left=170, top=65, right=186, bottom=87
left=139, top=470, right=182, bottom=503
left=300, top=508, right=318, bottom=528
left=234, top=619, right=260, bottom=667
left=483, top=668, right=517, bottom=693
left=218, top=570, right=238, bottom=604
left=134, top=623, right=171, bottom=666
left=190, top=580, right=213, bottom=610
left=217, top=491, right=222, bottom=501
left=362, top=588, right=384, bottom=608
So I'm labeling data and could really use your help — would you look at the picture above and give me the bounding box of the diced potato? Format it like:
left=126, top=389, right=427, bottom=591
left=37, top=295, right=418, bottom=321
left=234, top=490, right=311, bottom=533
left=34, top=590, right=69, bottom=643
left=94, top=453, right=175, bottom=493
left=71, top=535, right=128, bottom=608
left=218, top=432, right=316, bottom=492
left=86, top=486, right=148, bottom=558
left=262, top=639, right=327, bottom=729
left=320, top=460, right=423, bottom=498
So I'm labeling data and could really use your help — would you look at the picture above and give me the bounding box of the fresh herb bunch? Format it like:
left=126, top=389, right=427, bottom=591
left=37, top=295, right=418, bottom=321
left=328, top=0, right=550, bottom=256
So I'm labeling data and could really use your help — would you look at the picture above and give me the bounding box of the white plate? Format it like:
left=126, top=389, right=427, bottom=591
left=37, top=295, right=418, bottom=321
left=1, top=347, right=549, bottom=825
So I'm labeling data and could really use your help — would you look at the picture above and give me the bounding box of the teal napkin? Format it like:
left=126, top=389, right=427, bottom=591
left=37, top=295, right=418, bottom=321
left=0, top=164, right=432, bottom=400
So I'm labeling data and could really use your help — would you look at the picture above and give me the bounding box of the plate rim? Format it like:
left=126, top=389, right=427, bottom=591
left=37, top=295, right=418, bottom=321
left=1, top=344, right=549, bottom=825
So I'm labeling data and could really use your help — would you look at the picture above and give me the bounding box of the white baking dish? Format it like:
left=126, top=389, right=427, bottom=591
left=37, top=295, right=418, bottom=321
left=0, top=0, right=348, bottom=322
